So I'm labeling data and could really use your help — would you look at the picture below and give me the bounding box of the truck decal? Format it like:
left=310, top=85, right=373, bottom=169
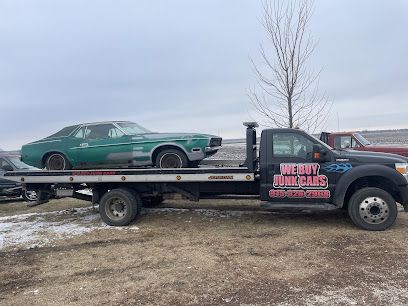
left=322, top=163, right=352, bottom=173
left=270, top=163, right=330, bottom=199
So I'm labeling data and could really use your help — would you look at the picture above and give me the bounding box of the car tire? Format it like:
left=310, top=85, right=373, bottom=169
left=347, top=187, right=397, bottom=231
left=99, top=188, right=141, bottom=226
left=155, top=149, right=188, bottom=168
left=22, top=190, right=38, bottom=202
left=45, top=153, right=71, bottom=170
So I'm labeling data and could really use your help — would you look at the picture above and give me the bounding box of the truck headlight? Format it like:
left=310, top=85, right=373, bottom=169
left=395, top=163, right=408, bottom=174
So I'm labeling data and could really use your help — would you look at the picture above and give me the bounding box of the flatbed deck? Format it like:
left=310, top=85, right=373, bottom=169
left=5, top=166, right=255, bottom=184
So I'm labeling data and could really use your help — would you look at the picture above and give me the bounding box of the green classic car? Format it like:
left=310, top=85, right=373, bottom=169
left=21, top=121, right=222, bottom=170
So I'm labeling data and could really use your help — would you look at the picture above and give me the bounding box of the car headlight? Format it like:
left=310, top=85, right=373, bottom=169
left=395, top=163, right=408, bottom=174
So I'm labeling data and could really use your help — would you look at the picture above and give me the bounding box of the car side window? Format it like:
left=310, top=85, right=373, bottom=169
left=109, top=127, right=125, bottom=138
left=74, top=127, right=85, bottom=139
left=0, top=158, right=11, bottom=169
left=85, top=124, right=120, bottom=140
left=273, top=133, right=314, bottom=159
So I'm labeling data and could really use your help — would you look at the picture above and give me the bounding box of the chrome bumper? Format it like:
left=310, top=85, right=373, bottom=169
left=205, top=146, right=221, bottom=153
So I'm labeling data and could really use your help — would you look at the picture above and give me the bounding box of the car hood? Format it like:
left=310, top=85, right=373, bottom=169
left=335, top=149, right=408, bottom=163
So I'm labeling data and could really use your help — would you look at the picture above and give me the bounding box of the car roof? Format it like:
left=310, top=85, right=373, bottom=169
left=78, top=121, right=133, bottom=126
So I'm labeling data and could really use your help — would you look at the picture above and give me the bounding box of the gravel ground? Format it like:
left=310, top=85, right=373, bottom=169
left=1, top=198, right=408, bottom=305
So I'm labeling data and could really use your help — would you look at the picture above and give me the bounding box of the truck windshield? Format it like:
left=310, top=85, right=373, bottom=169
left=354, top=133, right=371, bottom=146
left=117, top=122, right=151, bottom=135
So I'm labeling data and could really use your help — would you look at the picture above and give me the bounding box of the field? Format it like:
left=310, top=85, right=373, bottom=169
left=0, top=197, right=408, bottom=305
left=1, top=132, right=408, bottom=305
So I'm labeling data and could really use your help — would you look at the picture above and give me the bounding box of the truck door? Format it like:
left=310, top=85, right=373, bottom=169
left=260, top=130, right=336, bottom=204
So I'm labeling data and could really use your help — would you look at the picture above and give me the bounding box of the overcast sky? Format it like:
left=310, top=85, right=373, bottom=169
left=1, top=0, right=408, bottom=150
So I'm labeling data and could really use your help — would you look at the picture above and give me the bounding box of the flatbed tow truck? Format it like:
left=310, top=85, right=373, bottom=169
left=5, top=123, right=408, bottom=231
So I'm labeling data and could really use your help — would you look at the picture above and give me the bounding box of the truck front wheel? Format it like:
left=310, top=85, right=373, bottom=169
left=348, top=187, right=397, bottom=231
left=99, top=188, right=141, bottom=226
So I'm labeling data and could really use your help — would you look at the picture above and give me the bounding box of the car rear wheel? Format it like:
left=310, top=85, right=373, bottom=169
left=155, top=149, right=188, bottom=168
left=45, top=153, right=71, bottom=170
left=22, top=189, right=38, bottom=202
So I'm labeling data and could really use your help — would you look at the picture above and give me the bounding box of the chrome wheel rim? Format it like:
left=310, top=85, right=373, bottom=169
left=159, top=153, right=182, bottom=168
left=359, top=197, right=389, bottom=224
left=105, top=197, right=127, bottom=220
left=48, top=154, right=66, bottom=170
left=24, top=190, right=37, bottom=201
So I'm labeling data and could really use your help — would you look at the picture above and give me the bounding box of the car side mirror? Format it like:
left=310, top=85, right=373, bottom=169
left=312, top=144, right=329, bottom=162
left=1, top=164, right=13, bottom=171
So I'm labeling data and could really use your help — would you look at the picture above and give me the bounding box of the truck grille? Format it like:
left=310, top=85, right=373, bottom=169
left=209, top=137, right=222, bottom=147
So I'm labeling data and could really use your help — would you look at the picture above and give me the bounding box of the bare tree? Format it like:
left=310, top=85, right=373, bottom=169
left=250, top=0, right=330, bottom=132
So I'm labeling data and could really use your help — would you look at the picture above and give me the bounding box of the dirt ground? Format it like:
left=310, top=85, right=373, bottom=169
left=0, top=197, right=408, bottom=306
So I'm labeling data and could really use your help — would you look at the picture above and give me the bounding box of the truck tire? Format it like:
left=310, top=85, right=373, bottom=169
left=155, top=149, right=188, bottom=168
left=45, top=153, right=72, bottom=170
left=143, top=196, right=164, bottom=207
left=348, top=187, right=397, bottom=231
left=99, top=188, right=141, bottom=226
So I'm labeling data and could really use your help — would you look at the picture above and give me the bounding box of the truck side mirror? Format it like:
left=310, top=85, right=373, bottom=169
left=312, top=144, right=328, bottom=162
left=1, top=164, right=13, bottom=171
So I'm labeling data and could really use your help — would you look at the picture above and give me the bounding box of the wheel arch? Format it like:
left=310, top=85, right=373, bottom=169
left=41, top=150, right=71, bottom=168
left=333, top=165, right=405, bottom=208
left=151, top=143, right=190, bottom=164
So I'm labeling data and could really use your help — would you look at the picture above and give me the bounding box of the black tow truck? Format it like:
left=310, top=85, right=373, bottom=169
left=5, top=123, right=408, bottom=231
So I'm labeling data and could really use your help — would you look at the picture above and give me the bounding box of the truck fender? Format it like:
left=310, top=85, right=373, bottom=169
left=333, top=164, right=406, bottom=207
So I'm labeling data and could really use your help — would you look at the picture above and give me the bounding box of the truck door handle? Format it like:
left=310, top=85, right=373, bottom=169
left=80, top=143, right=89, bottom=148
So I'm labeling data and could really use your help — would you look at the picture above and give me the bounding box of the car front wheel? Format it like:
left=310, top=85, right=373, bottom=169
left=155, top=149, right=188, bottom=168
left=45, top=153, right=71, bottom=170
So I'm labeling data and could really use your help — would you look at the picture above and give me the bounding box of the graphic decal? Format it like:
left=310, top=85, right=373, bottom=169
left=322, top=163, right=352, bottom=173
left=269, top=163, right=330, bottom=199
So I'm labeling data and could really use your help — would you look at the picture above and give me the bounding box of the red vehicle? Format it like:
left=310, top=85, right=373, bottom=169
left=320, top=132, right=408, bottom=157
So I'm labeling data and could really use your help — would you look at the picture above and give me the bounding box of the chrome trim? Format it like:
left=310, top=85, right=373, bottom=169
left=25, top=139, right=62, bottom=146
left=205, top=146, right=222, bottom=153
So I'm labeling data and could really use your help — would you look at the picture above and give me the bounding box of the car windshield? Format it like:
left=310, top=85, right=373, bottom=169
left=8, top=157, right=35, bottom=169
left=47, top=125, right=79, bottom=138
left=354, top=133, right=371, bottom=146
left=117, top=122, right=151, bottom=135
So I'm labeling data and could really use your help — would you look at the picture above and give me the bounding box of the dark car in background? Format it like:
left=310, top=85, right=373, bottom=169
left=0, top=153, right=37, bottom=201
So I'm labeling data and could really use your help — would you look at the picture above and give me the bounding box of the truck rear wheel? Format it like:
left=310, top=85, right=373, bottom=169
left=348, top=187, right=397, bottom=231
left=99, top=188, right=141, bottom=226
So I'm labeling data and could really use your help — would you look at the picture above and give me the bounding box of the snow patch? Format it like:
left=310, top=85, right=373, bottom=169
left=0, top=206, right=138, bottom=250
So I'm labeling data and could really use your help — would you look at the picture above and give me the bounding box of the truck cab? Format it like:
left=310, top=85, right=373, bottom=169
left=320, top=131, right=408, bottom=157
left=260, top=128, right=408, bottom=230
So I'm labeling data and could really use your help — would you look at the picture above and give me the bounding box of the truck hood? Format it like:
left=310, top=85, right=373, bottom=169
left=335, top=149, right=408, bottom=164
left=363, top=144, right=408, bottom=157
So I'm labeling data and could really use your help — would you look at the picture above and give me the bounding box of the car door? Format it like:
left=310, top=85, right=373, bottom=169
left=75, top=123, right=132, bottom=167
left=261, top=130, right=336, bottom=204
left=0, top=158, right=17, bottom=190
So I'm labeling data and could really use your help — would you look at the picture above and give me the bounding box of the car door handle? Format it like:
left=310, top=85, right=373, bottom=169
left=80, top=143, right=89, bottom=147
